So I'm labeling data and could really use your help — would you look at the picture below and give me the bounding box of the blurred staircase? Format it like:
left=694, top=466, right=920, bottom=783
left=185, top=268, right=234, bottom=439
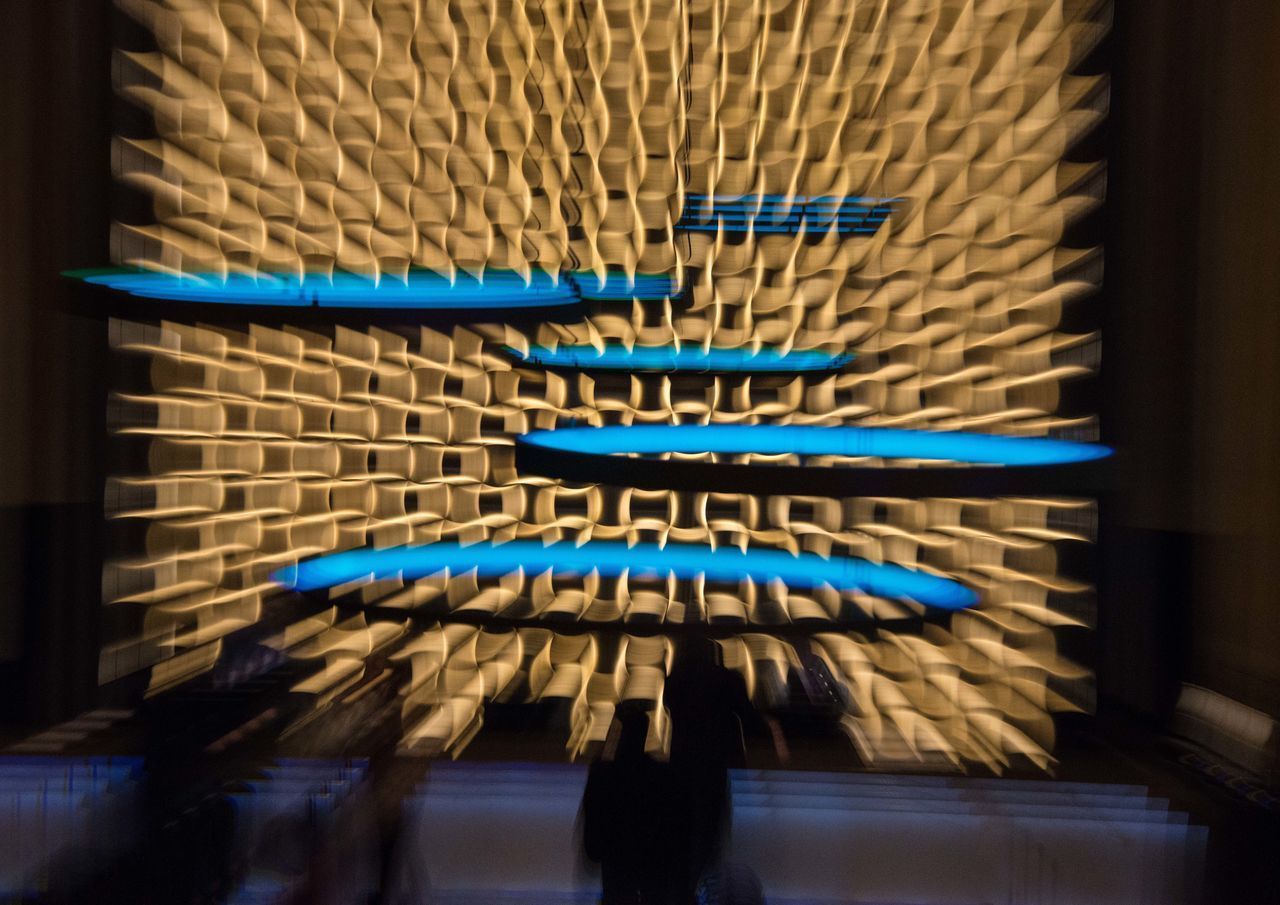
left=0, top=755, right=142, bottom=899
left=408, top=761, right=1207, bottom=905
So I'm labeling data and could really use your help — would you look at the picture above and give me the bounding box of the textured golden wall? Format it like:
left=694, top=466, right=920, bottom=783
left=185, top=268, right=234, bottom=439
left=103, top=0, right=1107, bottom=770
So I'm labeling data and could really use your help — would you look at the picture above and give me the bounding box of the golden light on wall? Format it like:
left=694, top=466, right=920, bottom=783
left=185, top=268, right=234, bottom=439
left=113, top=0, right=689, bottom=282
left=100, top=0, right=1109, bottom=772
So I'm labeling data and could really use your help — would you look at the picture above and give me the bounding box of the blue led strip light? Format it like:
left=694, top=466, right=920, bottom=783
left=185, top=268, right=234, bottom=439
left=520, top=424, right=1112, bottom=467
left=678, top=194, right=901, bottom=235
left=506, top=344, right=854, bottom=373
left=73, top=269, right=580, bottom=308
left=71, top=268, right=687, bottom=307
left=271, top=540, right=978, bottom=610
left=566, top=271, right=679, bottom=301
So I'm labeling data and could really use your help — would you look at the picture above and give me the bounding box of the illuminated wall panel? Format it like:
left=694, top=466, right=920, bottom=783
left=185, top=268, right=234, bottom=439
left=99, top=0, right=1109, bottom=771
left=112, top=0, right=690, bottom=281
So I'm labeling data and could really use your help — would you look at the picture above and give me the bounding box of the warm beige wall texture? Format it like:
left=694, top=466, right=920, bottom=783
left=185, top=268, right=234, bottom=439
left=112, top=0, right=689, bottom=280
left=101, top=0, right=1111, bottom=767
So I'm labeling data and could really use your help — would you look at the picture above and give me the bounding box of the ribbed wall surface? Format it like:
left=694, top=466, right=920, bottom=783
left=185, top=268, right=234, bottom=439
left=101, top=0, right=1108, bottom=771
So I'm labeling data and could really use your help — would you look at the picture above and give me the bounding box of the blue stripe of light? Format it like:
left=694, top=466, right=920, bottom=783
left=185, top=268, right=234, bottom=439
left=684, top=194, right=901, bottom=205
left=76, top=269, right=579, bottom=308
left=677, top=195, right=901, bottom=236
left=685, top=208, right=886, bottom=217
left=271, top=540, right=977, bottom=610
left=507, top=344, right=853, bottom=373
left=569, top=272, right=678, bottom=301
left=520, top=425, right=1112, bottom=467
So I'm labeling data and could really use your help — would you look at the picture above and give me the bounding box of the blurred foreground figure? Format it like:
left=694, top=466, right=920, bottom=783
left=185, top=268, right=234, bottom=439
left=582, top=706, right=677, bottom=904
left=665, top=638, right=774, bottom=903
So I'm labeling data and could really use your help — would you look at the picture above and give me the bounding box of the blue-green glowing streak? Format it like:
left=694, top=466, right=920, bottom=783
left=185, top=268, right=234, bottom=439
left=520, top=424, right=1112, bottom=467
left=76, top=270, right=578, bottom=308
left=271, top=540, right=978, bottom=610
left=507, top=344, right=853, bottom=372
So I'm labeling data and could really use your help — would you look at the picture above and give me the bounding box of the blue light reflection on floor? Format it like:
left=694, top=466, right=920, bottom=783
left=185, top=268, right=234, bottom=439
left=507, top=344, right=854, bottom=372
left=76, top=269, right=580, bottom=308
left=271, top=540, right=978, bottom=610
left=520, top=424, right=1112, bottom=467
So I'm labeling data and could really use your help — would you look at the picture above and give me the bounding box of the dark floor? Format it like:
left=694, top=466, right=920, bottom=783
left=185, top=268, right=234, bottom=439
left=4, top=697, right=1278, bottom=904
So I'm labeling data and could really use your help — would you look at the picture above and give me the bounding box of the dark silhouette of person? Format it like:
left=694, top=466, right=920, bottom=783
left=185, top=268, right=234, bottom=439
left=581, top=705, right=677, bottom=904
left=663, top=637, right=767, bottom=903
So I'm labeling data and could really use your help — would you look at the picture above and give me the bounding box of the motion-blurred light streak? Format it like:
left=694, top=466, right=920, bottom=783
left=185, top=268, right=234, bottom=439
left=77, top=269, right=582, bottom=307
left=520, top=424, right=1111, bottom=465
left=272, top=539, right=979, bottom=610
left=506, top=344, right=855, bottom=373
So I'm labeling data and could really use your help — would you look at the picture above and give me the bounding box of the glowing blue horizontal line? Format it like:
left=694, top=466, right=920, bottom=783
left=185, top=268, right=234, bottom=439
left=78, top=270, right=580, bottom=308
left=680, top=216, right=888, bottom=225
left=691, top=213, right=806, bottom=220
left=569, top=271, right=678, bottom=300
left=681, top=211, right=888, bottom=219
left=682, top=210, right=800, bottom=216
left=508, top=344, right=854, bottom=372
left=684, top=205, right=889, bottom=213
left=677, top=225, right=883, bottom=234
left=520, top=425, right=1113, bottom=467
left=684, top=195, right=901, bottom=204
left=271, top=540, right=977, bottom=609
left=678, top=222, right=806, bottom=228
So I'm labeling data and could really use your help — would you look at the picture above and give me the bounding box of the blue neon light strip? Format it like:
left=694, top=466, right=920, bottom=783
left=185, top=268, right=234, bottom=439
left=678, top=195, right=901, bottom=235
left=75, top=269, right=579, bottom=309
left=72, top=268, right=687, bottom=307
left=271, top=540, right=978, bottom=610
left=507, top=344, right=853, bottom=373
left=568, top=272, right=679, bottom=301
left=520, top=425, right=1112, bottom=467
